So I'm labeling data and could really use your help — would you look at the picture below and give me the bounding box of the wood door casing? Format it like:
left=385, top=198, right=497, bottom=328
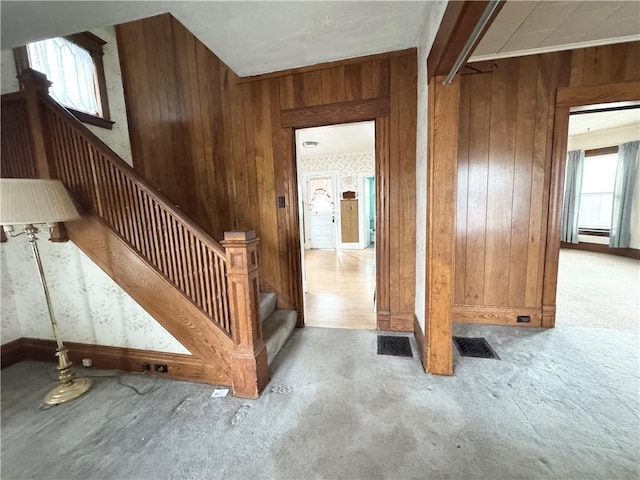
left=117, top=14, right=418, bottom=331
left=451, top=42, right=640, bottom=328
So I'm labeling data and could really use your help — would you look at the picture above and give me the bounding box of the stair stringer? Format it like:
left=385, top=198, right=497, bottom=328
left=66, top=215, right=233, bottom=385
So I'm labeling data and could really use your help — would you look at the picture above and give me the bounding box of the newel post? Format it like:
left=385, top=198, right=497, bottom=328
left=221, top=231, right=269, bottom=398
left=18, top=68, right=52, bottom=179
left=17, top=68, right=68, bottom=242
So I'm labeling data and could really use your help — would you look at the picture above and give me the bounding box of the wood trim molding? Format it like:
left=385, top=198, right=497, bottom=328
left=543, top=79, right=640, bottom=329
left=585, top=146, right=618, bottom=157
left=561, top=242, right=640, bottom=260
left=2, top=338, right=229, bottom=385
left=542, top=105, right=570, bottom=329
left=413, top=316, right=426, bottom=371
left=556, top=81, right=640, bottom=108
left=237, top=48, right=416, bottom=83
left=378, top=313, right=414, bottom=332
left=425, top=75, right=458, bottom=376
left=452, top=305, right=543, bottom=327
left=377, top=311, right=391, bottom=331
left=1, top=338, right=24, bottom=368
left=67, top=108, right=114, bottom=130
left=390, top=313, right=415, bottom=332
left=280, top=97, right=390, bottom=129
left=427, top=1, right=505, bottom=78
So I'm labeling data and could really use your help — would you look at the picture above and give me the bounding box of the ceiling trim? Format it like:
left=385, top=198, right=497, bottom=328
left=470, top=35, right=640, bottom=63
left=237, top=48, right=415, bottom=84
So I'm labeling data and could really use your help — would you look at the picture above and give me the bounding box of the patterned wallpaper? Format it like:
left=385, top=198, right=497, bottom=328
left=0, top=233, right=189, bottom=353
left=84, top=26, right=133, bottom=166
left=298, top=152, right=375, bottom=194
left=0, top=27, right=133, bottom=166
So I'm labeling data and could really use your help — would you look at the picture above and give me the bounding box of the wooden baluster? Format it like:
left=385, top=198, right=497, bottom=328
left=221, top=231, right=268, bottom=398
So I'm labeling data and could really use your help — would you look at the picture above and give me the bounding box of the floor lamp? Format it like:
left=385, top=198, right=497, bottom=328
left=1, top=178, right=92, bottom=405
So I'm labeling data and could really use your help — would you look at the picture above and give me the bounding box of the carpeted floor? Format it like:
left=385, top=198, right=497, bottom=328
left=1, top=250, right=638, bottom=479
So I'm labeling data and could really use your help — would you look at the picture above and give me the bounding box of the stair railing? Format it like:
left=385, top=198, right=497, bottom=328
left=1, top=69, right=268, bottom=397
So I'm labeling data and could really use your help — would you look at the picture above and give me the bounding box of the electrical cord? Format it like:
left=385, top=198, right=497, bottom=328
left=44, top=366, right=159, bottom=397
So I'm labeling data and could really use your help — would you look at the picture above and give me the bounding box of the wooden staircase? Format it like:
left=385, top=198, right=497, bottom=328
left=1, top=69, right=296, bottom=398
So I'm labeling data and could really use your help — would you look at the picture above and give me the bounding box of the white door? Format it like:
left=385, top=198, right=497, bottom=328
left=304, top=173, right=337, bottom=249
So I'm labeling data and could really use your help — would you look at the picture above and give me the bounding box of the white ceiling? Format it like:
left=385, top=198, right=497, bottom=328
left=0, top=1, right=442, bottom=77
left=3, top=1, right=637, bottom=78
left=296, top=121, right=374, bottom=157
left=568, top=109, right=640, bottom=136
left=471, top=1, right=640, bottom=61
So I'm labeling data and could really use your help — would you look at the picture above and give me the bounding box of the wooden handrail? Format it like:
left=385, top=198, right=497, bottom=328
left=2, top=69, right=270, bottom=396
left=38, top=94, right=226, bottom=258
left=40, top=96, right=232, bottom=334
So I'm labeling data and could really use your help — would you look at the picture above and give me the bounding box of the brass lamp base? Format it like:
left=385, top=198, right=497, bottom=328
left=43, top=347, right=92, bottom=406
left=44, top=377, right=92, bottom=405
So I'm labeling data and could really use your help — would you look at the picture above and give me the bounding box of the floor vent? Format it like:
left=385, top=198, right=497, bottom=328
left=377, top=336, right=413, bottom=358
left=453, top=337, right=499, bottom=359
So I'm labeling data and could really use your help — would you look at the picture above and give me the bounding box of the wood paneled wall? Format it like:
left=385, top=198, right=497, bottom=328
left=116, top=14, right=242, bottom=240
left=452, top=41, right=640, bottom=326
left=116, top=14, right=418, bottom=328
left=243, top=53, right=417, bottom=329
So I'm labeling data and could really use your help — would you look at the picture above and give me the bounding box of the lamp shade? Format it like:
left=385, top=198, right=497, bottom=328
left=0, top=179, right=80, bottom=226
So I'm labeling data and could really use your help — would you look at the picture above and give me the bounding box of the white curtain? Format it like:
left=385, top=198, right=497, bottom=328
left=307, top=177, right=335, bottom=213
left=610, top=141, right=639, bottom=248
left=561, top=150, right=584, bottom=244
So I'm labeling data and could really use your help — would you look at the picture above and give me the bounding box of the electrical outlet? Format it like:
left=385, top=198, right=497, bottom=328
left=517, top=315, right=531, bottom=323
left=141, top=363, right=150, bottom=372
left=82, top=358, right=92, bottom=367
left=154, top=364, right=168, bottom=373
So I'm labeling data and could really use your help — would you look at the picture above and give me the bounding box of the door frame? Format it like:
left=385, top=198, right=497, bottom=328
left=358, top=171, right=376, bottom=250
left=542, top=81, right=640, bottom=327
left=282, top=98, right=391, bottom=330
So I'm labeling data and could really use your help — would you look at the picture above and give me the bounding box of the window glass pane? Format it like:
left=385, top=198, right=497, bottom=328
left=578, top=192, right=614, bottom=229
left=308, top=177, right=335, bottom=214
left=27, top=37, right=100, bottom=115
left=581, top=153, right=617, bottom=193
left=578, top=153, right=617, bottom=230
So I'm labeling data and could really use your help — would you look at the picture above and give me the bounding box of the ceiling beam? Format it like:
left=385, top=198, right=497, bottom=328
left=427, top=0, right=505, bottom=79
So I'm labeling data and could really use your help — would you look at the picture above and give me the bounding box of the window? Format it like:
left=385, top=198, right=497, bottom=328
left=307, top=177, right=335, bottom=214
left=14, top=32, right=113, bottom=129
left=578, top=150, right=618, bottom=234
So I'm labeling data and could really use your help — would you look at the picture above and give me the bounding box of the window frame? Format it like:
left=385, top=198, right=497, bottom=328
left=577, top=145, right=619, bottom=236
left=14, top=31, right=113, bottom=130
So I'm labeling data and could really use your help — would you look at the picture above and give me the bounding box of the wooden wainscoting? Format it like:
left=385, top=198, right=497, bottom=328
left=1, top=338, right=227, bottom=385
left=452, top=305, right=543, bottom=327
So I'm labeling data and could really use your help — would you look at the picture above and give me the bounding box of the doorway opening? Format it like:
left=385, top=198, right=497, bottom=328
left=295, top=121, right=376, bottom=329
left=558, top=107, right=639, bottom=334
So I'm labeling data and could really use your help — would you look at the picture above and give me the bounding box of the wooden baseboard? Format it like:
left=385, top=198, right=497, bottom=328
left=377, top=311, right=390, bottom=331
left=452, top=305, right=543, bottom=327
left=1, top=338, right=24, bottom=368
left=561, top=242, right=640, bottom=260
left=542, top=305, right=556, bottom=328
left=377, top=312, right=414, bottom=332
left=413, top=316, right=426, bottom=371
left=2, top=338, right=230, bottom=386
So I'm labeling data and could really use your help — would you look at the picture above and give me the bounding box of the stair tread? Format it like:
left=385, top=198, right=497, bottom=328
left=262, top=309, right=297, bottom=365
left=259, top=292, right=277, bottom=322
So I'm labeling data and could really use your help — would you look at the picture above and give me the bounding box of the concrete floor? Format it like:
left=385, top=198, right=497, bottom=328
left=1, top=250, right=639, bottom=479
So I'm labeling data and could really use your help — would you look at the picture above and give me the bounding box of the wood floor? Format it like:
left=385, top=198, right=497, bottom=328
left=303, top=248, right=376, bottom=329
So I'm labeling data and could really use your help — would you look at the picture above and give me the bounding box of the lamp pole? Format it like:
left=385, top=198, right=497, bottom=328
left=24, top=224, right=92, bottom=405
